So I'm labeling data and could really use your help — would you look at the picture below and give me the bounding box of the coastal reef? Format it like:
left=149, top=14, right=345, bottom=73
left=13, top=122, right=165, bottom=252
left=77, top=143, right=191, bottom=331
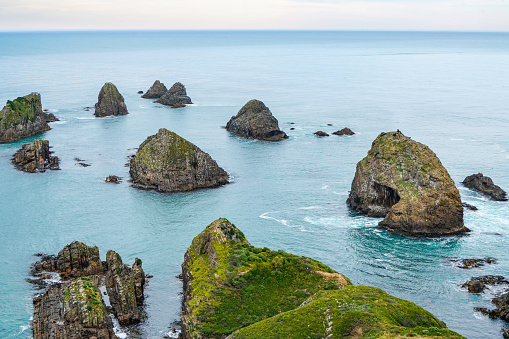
left=129, top=128, right=228, bottom=192
left=142, top=80, right=168, bottom=99
left=180, top=218, right=463, bottom=339
left=31, top=241, right=145, bottom=338
left=94, top=82, right=129, bottom=117
left=12, top=138, right=59, bottom=172
left=462, top=173, right=507, bottom=201
left=347, top=131, right=467, bottom=236
left=226, top=99, right=288, bottom=141
left=0, top=93, right=51, bottom=143
left=155, top=82, right=192, bottom=107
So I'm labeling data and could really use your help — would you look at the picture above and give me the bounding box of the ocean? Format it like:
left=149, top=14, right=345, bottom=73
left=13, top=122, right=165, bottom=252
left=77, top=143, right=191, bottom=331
left=0, top=30, right=508, bottom=338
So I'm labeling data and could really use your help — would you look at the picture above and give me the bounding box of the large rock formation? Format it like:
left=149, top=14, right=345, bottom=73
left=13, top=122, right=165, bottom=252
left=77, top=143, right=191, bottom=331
left=226, top=100, right=288, bottom=141
left=347, top=131, right=468, bottom=236
left=30, top=241, right=146, bottom=338
left=12, top=139, right=59, bottom=172
left=141, top=80, right=167, bottom=99
left=94, top=82, right=129, bottom=117
left=462, top=173, right=507, bottom=201
left=180, top=218, right=463, bottom=339
left=129, top=128, right=228, bottom=192
left=0, top=93, right=50, bottom=143
left=155, top=82, right=192, bottom=107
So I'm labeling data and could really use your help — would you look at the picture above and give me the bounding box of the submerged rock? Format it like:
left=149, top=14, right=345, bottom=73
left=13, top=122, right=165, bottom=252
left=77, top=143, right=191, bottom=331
left=462, top=173, right=507, bottom=201
left=12, top=139, right=59, bottom=172
left=130, top=128, right=228, bottom=192
left=462, top=202, right=478, bottom=211
left=226, top=99, right=288, bottom=141
left=447, top=257, right=496, bottom=269
left=94, top=82, right=129, bottom=117
left=347, top=131, right=467, bottom=236
left=180, top=218, right=463, bottom=339
left=332, top=127, right=355, bottom=135
left=105, top=175, right=122, bottom=183
left=0, top=93, right=51, bottom=143
left=142, top=80, right=167, bottom=99
left=155, top=82, right=192, bottom=107
left=314, top=131, right=329, bottom=137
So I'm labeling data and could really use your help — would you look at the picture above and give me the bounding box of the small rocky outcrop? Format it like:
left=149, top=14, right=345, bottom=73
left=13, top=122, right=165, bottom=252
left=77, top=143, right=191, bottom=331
left=129, top=128, right=229, bottom=192
left=462, top=202, right=478, bottom=211
left=94, top=82, right=129, bottom=117
left=483, top=292, right=509, bottom=321
left=12, top=139, right=59, bottom=172
left=447, top=257, right=496, bottom=269
left=0, top=93, right=51, bottom=143
left=462, top=173, right=507, bottom=201
left=314, top=131, right=329, bottom=136
left=226, top=99, right=288, bottom=141
left=155, top=82, right=192, bottom=107
left=332, top=127, right=355, bottom=136
left=347, top=131, right=468, bottom=236
left=461, top=275, right=509, bottom=293
left=142, top=80, right=167, bottom=99
left=105, top=175, right=122, bottom=183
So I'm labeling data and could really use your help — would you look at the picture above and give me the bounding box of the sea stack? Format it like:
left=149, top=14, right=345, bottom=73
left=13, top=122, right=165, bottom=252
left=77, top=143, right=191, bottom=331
left=226, top=99, right=288, bottom=141
left=141, top=80, right=167, bottom=99
left=94, top=82, right=129, bottom=117
left=12, top=139, right=59, bottom=172
left=155, top=82, right=192, bottom=107
left=129, top=128, right=228, bottom=192
left=347, top=131, right=467, bottom=236
left=462, top=173, right=507, bottom=201
left=0, top=93, right=50, bottom=143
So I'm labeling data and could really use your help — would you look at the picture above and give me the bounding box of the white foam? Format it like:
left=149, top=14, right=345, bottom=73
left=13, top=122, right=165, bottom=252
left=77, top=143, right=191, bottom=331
left=321, top=185, right=329, bottom=189
left=110, top=315, right=128, bottom=338
left=51, top=120, right=67, bottom=125
left=75, top=117, right=96, bottom=120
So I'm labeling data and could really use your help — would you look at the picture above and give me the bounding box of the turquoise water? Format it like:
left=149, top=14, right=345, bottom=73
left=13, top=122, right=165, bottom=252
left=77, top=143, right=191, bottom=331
left=1, top=31, right=509, bottom=338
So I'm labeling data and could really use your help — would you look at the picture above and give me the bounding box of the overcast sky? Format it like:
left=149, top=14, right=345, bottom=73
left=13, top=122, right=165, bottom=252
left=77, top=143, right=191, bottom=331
left=1, top=0, right=508, bottom=31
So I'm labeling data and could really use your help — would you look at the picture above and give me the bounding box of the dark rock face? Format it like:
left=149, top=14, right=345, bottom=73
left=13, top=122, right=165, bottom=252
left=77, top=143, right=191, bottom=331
left=142, top=80, right=167, bottom=99
left=155, top=82, right=192, bottom=107
left=462, top=173, right=507, bottom=201
left=347, top=131, right=467, bottom=236
left=94, top=82, right=129, bottom=117
left=314, top=131, right=329, bottom=136
left=41, top=110, right=59, bottom=122
left=461, top=275, right=509, bottom=293
left=447, top=257, right=496, bottom=269
left=105, top=175, right=122, bottom=183
left=462, top=202, right=478, bottom=211
left=226, top=99, right=288, bottom=141
left=130, top=128, right=229, bottom=192
left=138, top=91, right=143, bottom=94
left=12, top=139, right=59, bottom=172
left=332, top=127, right=355, bottom=136
left=0, top=93, right=51, bottom=143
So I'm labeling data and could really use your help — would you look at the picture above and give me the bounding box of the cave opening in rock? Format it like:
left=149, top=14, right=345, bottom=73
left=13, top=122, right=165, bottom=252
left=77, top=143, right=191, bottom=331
left=372, top=182, right=400, bottom=208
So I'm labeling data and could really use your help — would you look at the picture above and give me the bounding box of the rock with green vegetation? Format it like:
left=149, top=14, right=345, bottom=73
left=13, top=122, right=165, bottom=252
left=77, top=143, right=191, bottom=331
left=129, top=128, right=229, bottom=192
left=94, top=82, right=129, bottom=117
left=0, top=92, right=51, bottom=143
left=142, top=80, right=167, bottom=99
left=12, top=138, right=59, bottom=172
left=155, top=82, right=192, bottom=107
left=347, top=131, right=468, bottom=236
left=181, top=218, right=463, bottom=339
left=226, top=99, right=288, bottom=141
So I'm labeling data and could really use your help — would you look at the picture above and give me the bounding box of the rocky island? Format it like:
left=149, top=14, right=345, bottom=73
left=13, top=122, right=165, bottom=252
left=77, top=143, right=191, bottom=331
left=142, top=80, right=167, bottom=99
left=155, top=82, right=192, bottom=107
left=0, top=93, right=51, bottom=143
left=180, top=218, right=464, bottom=339
left=129, top=128, right=228, bottom=192
left=12, top=139, right=59, bottom=172
left=462, top=173, right=507, bottom=201
left=226, top=99, right=288, bottom=141
left=347, top=131, right=468, bottom=236
left=94, top=82, right=129, bottom=117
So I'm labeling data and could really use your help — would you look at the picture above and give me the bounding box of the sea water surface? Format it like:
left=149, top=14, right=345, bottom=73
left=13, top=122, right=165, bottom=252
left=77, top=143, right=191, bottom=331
left=1, top=31, right=509, bottom=338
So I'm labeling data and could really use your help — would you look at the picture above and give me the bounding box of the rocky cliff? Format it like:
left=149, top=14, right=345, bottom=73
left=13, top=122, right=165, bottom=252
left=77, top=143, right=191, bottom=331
left=0, top=93, right=50, bottom=143
left=226, top=100, right=288, bottom=141
left=181, top=218, right=463, bottom=339
left=155, top=82, right=192, bottom=107
left=12, top=139, right=59, bottom=172
left=94, top=82, right=129, bottom=117
left=347, top=131, right=467, bottom=236
left=129, top=128, right=228, bottom=192
left=462, top=173, right=507, bottom=201
left=142, top=80, right=167, bottom=99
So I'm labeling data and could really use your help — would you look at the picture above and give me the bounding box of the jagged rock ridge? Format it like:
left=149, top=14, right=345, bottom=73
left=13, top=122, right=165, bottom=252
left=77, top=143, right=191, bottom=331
left=12, top=139, right=59, bottom=172
left=155, top=82, right=192, bottom=107
left=142, top=80, right=167, bottom=99
left=462, top=173, right=507, bottom=201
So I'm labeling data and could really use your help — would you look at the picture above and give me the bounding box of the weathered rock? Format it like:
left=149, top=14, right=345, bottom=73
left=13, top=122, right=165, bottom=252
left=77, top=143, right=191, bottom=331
left=226, top=99, right=288, bottom=141
left=129, top=128, right=229, bottom=192
left=138, top=90, right=143, bottom=94
left=105, top=175, right=122, bottom=183
left=155, top=82, right=192, bottom=107
left=447, top=257, right=496, bottom=269
left=461, top=275, right=509, bottom=293
left=503, top=327, right=509, bottom=339
left=314, top=131, right=329, bottom=136
left=142, top=80, right=167, bottom=99
left=462, top=173, right=507, bottom=201
left=462, top=202, right=478, bottom=210
left=332, top=127, right=355, bottom=136
left=0, top=93, right=51, bottom=143
left=347, top=131, right=468, bottom=236
left=41, top=110, right=59, bottom=122
left=94, top=82, right=129, bottom=117
left=12, top=139, right=59, bottom=172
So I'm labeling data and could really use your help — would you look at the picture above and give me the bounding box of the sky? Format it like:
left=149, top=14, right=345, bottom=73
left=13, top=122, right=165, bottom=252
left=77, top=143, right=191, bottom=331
left=1, top=0, right=509, bottom=32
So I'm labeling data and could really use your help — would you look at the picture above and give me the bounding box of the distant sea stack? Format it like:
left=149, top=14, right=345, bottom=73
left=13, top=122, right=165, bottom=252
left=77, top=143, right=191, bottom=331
left=12, top=139, right=59, bottom=172
left=0, top=93, right=50, bottom=143
left=142, top=80, right=167, bottom=99
left=347, top=131, right=468, bottom=236
left=333, top=127, right=355, bottom=136
left=226, top=99, right=288, bottom=141
left=129, top=128, right=228, bottom=192
left=94, top=82, right=129, bottom=117
left=462, top=173, right=507, bottom=201
left=155, top=82, right=192, bottom=107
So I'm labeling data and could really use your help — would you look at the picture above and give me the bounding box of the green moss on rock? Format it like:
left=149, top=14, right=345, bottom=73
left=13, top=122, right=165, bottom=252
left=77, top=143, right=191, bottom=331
left=63, top=277, right=108, bottom=326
